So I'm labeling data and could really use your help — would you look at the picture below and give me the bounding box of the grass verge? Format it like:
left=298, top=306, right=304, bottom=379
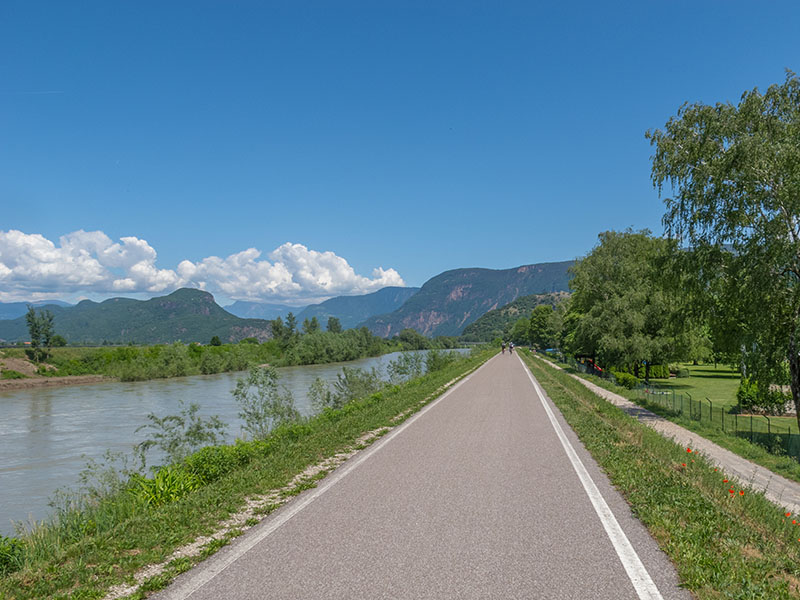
left=0, top=349, right=493, bottom=600
left=521, top=350, right=800, bottom=599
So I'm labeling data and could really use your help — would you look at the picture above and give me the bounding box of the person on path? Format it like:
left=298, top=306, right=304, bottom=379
left=509, top=342, right=514, bottom=354
left=501, top=342, right=506, bottom=354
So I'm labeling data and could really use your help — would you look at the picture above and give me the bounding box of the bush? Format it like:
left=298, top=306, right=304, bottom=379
left=736, top=377, right=789, bottom=415
left=675, top=367, right=690, bottom=378
left=184, top=444, right=248, bottom=484
left=0, top=535, right=24, bottom=575
left=612, top=371, right=640, bottom=389
left=425, top=349, right=458, bottom=373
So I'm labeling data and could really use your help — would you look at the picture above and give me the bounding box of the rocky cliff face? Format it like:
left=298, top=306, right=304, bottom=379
left=360, top=261, right=573, bottom=337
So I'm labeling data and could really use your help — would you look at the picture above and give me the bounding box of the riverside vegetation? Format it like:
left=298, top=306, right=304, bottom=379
left=0, top=320, right=463, bottom=383
left=0, top=346, right=490, bottom=598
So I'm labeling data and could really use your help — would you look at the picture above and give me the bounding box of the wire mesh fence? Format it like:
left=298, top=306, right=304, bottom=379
left=552, top=353, right=800, bottom=464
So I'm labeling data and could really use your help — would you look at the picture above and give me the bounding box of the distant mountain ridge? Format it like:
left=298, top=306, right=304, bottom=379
left=0, top=300, right=72, bottom=321
left=297, top=286, right=420, bottom=329
left=224, top=301, right=303, bottom=321
left=0, top=289, right=271, bottom=345
left=360, top=261, right=573, bottom=337
left=460, top=292, right=570, bottom=341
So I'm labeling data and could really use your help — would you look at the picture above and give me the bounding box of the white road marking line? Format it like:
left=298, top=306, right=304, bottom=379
left=517, top=354, right=664, bottom=600
left=158, top=357, right=492, bottom=600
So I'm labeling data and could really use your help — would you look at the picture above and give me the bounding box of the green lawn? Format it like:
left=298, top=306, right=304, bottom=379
left=651, top=363, right=741, bottom=408
left=645, top=363, right=800, bottom=436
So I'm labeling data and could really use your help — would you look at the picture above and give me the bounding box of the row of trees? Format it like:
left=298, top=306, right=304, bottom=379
left=513, top=72, right=800, bottom=425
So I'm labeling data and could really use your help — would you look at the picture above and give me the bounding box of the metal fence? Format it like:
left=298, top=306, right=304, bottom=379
left=552, top=353, right=800, bottom=464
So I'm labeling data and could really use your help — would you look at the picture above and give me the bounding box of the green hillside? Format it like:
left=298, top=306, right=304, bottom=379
left=0, top=288, right=272, bottom=345
left=297, top=286, right=420, bottom=329
left=361, top=261, right=573, bottom=337
left=460, top=292, right=569, bottom=341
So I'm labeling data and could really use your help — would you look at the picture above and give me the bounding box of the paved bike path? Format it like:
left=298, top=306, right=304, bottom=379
left=154, top=354, right=690, bottom=599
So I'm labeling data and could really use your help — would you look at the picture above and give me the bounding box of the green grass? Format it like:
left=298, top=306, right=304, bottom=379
left=0, top=349, right=493, bottom=600
left=655, top=363, right=742, bottom=408
left=0, top=370, right=27, bottom=380
left=521, top=350, right=800, bottom=599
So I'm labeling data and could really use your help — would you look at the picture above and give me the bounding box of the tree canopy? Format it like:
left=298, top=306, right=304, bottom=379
left=648, top=71, right=800, bottom=420
left=565, top=230, right=683, bottom=378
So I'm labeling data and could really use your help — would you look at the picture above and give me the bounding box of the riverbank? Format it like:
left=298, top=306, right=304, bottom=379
left=0, top=374, right=113, bottom=391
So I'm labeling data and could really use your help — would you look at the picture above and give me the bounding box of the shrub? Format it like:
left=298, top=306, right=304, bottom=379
left=184, top=444, right=245, bottom=484
left=232, top=366, right=299, bottom=440
left=0, top=535, right=24, bottom=575
left=736, top=377, right=789, bottom=415
left=425, top=349, right=458, bottom=373
left=135, top=400, right=227, bottom=468
left=612, top=371, right=640, bottom=389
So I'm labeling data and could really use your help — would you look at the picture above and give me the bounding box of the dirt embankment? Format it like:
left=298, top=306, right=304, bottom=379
left=0, top=355, right=113, bottom=391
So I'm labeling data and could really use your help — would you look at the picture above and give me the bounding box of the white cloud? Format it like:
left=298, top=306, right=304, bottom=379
left=0, top=230, right=406, bottom=304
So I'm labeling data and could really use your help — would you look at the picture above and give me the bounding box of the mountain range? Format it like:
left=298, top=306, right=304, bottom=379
left=0, top=260, right=573, bottom=344
left=0, top=300, right=72, bottom=321
left=360, top=261, right=573, bottom=337
left=297, top=286, right=420, bottom=330
left=223, top=301, right=301, bottom=321
left=0, top=289, right=272, bottom=345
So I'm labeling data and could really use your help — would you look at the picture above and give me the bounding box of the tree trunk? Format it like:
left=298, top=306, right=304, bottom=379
left=790, top=332, right=800, bottom=432
left=645, top=362, right=651, bottom=383
left=634, top=363, right=640, bottom=379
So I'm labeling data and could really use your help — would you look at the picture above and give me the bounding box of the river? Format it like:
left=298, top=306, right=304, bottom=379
left=0, top=350, right=465, bottom=536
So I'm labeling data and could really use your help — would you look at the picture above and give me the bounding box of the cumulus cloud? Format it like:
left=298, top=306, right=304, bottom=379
left=0, top=230, right=405, bottom=304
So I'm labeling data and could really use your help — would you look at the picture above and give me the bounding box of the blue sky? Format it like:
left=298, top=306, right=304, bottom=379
left=1, top=1, right=798, bottom=305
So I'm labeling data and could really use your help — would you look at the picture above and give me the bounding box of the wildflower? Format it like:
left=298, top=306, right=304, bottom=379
left=739, top=491, right=744, bottom=496
left=682, top=463, right=686, bottom=467
left=793, top=520, right=796, bottom=525
left=687, top=448, right=692, bottom=453
left=723, top=479, right=728, bottom=483
left=787, top=513, right=792, bottom=517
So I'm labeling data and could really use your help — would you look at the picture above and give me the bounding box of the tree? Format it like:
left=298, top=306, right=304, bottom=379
left=209, top=335, right=222, bottom=346
left=396, top=328, right=429, bottom=350
left=648, top=71, right=800, bottom=422
left=302, top=317, right=320, bottom=334
left=566, top=230, right=682, bottom=380
left=529, top=305, right=555, bottom=350
left=285, top=312, right=297, bottom=337
left=509, top=317, right=530, bottom=345
left=25, top=306, right=55, bottom=364
left=326, top=316, right=343, bottom=333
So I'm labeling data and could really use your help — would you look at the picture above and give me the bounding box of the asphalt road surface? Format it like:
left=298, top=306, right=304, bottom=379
left=154, top=353, right=691, bottom=600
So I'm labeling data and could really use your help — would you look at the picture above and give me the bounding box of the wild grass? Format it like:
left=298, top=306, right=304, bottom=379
left=0, top=348, right=493, bottom=599
left=522, top=351, right=800, bottom=598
